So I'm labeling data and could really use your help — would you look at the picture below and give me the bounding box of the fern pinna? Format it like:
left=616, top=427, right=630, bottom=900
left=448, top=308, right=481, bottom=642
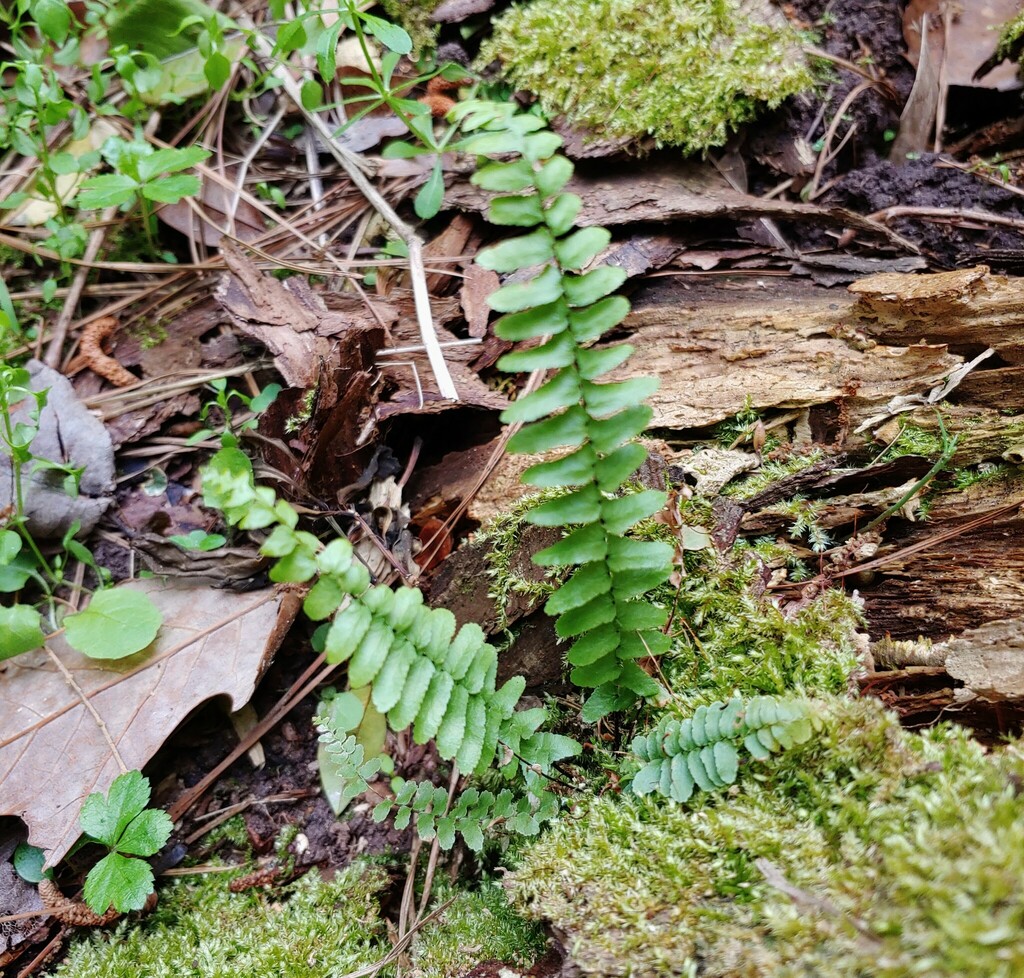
left=455, top=101, right=673, bottom=720
left=631, top=695, right=819, bottom=803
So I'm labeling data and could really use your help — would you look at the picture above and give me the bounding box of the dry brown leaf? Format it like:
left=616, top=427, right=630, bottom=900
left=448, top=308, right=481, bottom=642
left=0, top=579, right=287, bottom=866
left=460, top=263, right=500, bottom=338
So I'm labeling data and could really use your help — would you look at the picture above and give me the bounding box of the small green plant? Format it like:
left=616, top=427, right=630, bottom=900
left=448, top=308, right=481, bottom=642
left=79, top=770, right=173, bottom=914
left=0, top=365, right=162, bottom=660
left=454, top=99, right=674, bottom=721
left=630, top=694, right=818, bottom=802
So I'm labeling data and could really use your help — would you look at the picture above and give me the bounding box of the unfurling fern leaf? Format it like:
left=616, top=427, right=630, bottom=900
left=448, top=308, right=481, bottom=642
left=453, top=100, right=673, bottom=721
left=630, top=695, right=820, bottom=803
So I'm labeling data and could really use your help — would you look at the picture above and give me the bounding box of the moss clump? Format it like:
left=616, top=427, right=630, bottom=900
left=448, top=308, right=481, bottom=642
left=665, top=548, right=860, bottom=701
left=410, top=880, right=549, bottom=976
left=478, top=0, right=814, bottom=153
left=380, top=0, right=442, bottom=55
left=510, top=697, right=1024, bottom=977
left=47, top=864, right=391, bottom=978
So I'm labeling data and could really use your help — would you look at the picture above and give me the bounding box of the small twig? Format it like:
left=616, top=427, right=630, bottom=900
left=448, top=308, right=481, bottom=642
left=868, top=204, right=1024, bottom=234
left=44, top=645, right=128, bottom=775
left=235, top=11, right=459, bottom=401
left=806, top=80, right=873, bottom=201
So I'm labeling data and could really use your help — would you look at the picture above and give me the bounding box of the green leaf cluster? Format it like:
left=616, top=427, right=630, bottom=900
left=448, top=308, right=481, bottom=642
left=455, top=100, right=672, bottom=720
left=79, top=771, right=173, bottom=914
left=372, top=779, right=560, bottom=853
left=631, top=695, right=818, bottom=803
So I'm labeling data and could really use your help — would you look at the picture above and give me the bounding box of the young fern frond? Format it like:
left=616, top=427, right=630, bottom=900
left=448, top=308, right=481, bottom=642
left=630, top=695, right=820, bottom=803
left=454, top=100, right=673, bottom=721
left=203, top=447, right=579, bottom=786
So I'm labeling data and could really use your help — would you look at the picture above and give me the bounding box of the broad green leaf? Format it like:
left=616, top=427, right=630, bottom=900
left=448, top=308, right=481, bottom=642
left=462, top=130, right=531, bottom=155
left=324, top=601, right=372, bottom=663
left=554, top=592, right=615, bottom=637
left=204, top=51, right=231, bottom=89
left=0, top=530, right=22, bottom=564
left=616, top=662, right=663, bottom=698
left=488, top=264, right=563, bottom=313
left=436, top=816, right=457, bottom=850
left=79, top=771, right=151, bottom=847
left=317, top=538, right=354, bottom=575
left=489, top=675, right=527, bottom=718
left=413, top=670, right=455, bottom=743
left=494, top=299, right=569, bottom=342
left=547, top=561, right=611, bottom=614
left=13, top=843, right=45, bottom=883
left=563, top=265, right=628, bottom=307
left=611, top=567, right=670, bottom=600
left=523, top=130, right=562, bottom=162
left=607, top=537, right=674, bottom=572
left=580, top=682, right=636, bottom=721
left=381, top=139, right=427, bottom=159
left=414, top=161, right=444, bottom=219
left=473, top=159, right=536, bottom=192
left=583, top=377, right=659, bottom=417
left=669, top=753, right=696, bottom=802
left=616, top=601, right=668, bottom=630
left=631, top=761, right=663, bottom=796
left=32, top=0, right=71, bottom=43
left=64, top=588, right=161, bottom=659
left=358, top=12, right=412, bottom=54
left=269, top=545, right=318, bottom=583
left=75, top=173, right=138, bottom=208
left=300, top=79, right=323, bottom=111
left=456, top=695, right=487, bottom=772
left=588, top=405, right=653, bottom=453
left=489, top=193, right=544, bottom=226
left=477, top=228, right=555, bottom=273
left=142, top=173, right=201, bottom=203
left=713, top=740, right=739, bottom=785
left=570, top=653, right=622, bottom=688
left=462, top=644, right=498, bottom=695
left=576, top=342, right=633, bottom=380
left=0, top=605, right=45, bottom=660
left=387, top=655, right=436, bottom=731
left=497, top=331, right=576, bottom=373
left=446, top=622, right=486, bottom=679
left=600, top=489, right=667, bottom=535
left=521, top=443, right=596, bottom=487
left=435, top=684, right=469, bottom=758
left=526, top=484, right=602, bottom=527
left=371, top=640, right=417, bottom=714
left=615, top=630, right=671, bottom=659
left=507, top=406, right=588, bottom=454
left=460, top=819, right=484, bottom=852
left=533, top=522, right=609, bottom=567
left=117, top=809, right=173, bottom=857
left=533, top=155, right=574, bottom=196
left=594, top=442, right=647, bottom=491
left=136, top=146, right=210, bottom=181
left=567, top=623, right=620, bottom=665
left=260, top=524, right=298, bottom=557
left=303, top=576, right=345, bottom=621
left=348, top=621, right=395, bottom=688
left=83, top=852, right=154, bottom=914
left=544, top=193, right=582, bottom=236
left=500, top=368, right=580, bottom=424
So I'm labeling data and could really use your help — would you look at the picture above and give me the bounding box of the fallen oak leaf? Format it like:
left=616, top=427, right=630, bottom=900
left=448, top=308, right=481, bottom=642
left=0, top=579, right=289, bottom=867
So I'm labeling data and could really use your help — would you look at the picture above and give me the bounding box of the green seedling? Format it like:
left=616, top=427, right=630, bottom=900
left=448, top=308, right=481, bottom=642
left=80, top=770, right=173, bottom=914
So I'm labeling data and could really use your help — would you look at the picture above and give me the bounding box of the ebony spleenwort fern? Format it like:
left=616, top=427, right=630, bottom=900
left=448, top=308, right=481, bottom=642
left=454, top=100, right=674, bottom=721
left=630, top=694, right=819, bottom=803
left=202, top=446, right=579, bottom=789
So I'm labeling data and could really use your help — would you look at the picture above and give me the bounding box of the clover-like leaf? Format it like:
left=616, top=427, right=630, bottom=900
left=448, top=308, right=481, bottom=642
left=83, top=851, right=155, bottom=914
left=64, top=589, right=161, bottom=660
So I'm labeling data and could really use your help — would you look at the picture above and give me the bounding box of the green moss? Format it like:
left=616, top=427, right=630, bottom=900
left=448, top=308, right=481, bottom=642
left=379, top=0, right=442, bottom=55
left=478, top=0, right=814, bottom=153
left=410, top=880, right=549, bottom=976
left=665, top=548, right=860, bottom=701
left=996, top=10, right=1024, bottom=60
left=879, top=418, right=945, bottom=461
left=720, top=449, right=826, bottom=499
left=47, top=863, right=393, bottom=978
left=510, top=697, right=1024, bottom=977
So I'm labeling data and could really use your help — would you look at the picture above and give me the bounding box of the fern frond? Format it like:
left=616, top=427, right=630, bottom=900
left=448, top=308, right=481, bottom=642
left=455, top=99, right=672, bottom=720
left=630, top=695, right=820, bottom=803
